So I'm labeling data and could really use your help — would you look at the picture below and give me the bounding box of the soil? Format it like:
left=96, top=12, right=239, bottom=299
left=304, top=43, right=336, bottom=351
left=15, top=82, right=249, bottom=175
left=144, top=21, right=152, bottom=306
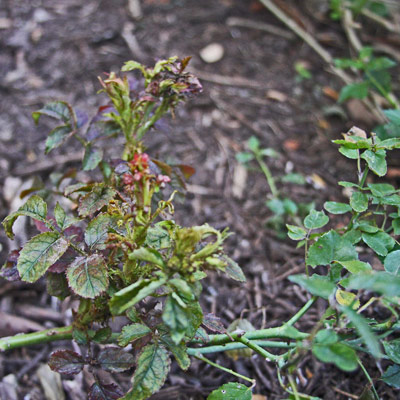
left=0, top=0, right=399, bottom=399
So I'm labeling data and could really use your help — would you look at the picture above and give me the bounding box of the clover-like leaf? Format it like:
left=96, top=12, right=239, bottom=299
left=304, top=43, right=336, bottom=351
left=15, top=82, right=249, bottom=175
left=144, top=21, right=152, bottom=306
left=304, top=209, right=329, bottom=230
left=48, top=349, right=85, bottom=376
left=88, top=382, right=124, bottom=400
left=78, top=184, right=116, bottom=217
left=207, top=382, right=252, bottom=400
left=118, top=323, right=152, bottom=347
left=286, top=224, right=307, bottom=241
left=17, top=232, right=69, bottom=282
left=67, top=254, right=109, bottom=299
left=122, top=344, right=170, bottom=400
left=98, top=348, right=135, bottom=373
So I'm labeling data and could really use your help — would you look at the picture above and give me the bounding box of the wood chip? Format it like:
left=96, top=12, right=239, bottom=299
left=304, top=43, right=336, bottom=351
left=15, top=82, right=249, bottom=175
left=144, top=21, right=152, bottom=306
left=37, top=364, right=65, bottom=400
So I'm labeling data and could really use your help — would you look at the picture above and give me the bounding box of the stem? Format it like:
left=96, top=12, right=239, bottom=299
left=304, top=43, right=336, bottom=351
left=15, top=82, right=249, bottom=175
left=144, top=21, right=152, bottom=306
left=358, top=358, right=379, bottom=400
left=193, top=353, right=255, bottom=384
left=286, top=296, right=317, bottom=326
left=256, top=154, right=279, bottom=198
left=237, top=335, right=282, bottom=362
left=365, top=71, right=400, bottom=109
left=359, top=165, right=369, bottom=188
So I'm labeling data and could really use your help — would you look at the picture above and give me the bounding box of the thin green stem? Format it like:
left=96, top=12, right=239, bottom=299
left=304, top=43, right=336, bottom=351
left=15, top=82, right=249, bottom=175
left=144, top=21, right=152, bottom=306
left=358, top=358, right=379, bottom=400
left=286, top=296, right=317, bottom=326
left=193, top=353, right=255, bottom=384
left=365, top=71, right=400, bottom=109
left=255, top=155, right=279, bottom=198
left=359, top=165, right=369, bottom=188
left=236, top=336, right=281, bottom=362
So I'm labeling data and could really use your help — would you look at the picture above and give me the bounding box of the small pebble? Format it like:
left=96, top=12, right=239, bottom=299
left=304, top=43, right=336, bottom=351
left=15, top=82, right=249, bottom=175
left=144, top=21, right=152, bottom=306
left=199, top=43, right=224, bottom=63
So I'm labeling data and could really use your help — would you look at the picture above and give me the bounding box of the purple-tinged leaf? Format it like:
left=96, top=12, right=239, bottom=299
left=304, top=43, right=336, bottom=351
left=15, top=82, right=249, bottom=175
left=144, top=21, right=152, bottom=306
left=45, top=125, right=73, bottom=154
left=0, top=249, right=21, bottom=281
left=87, top=120, right=120, bottom=141
left=75, top=108, right=89, bottom=128
left=33, top=101, right=75, bottom=125
left=88, top=382, right=124, bottom=400
left=202, top=313, right=226, bottom=333
left=78, top=184, right=116, bottom=217
left=84, top=213, right=113, bottom=250
left=97, top=347, right=135, bottom=373
left=48, top=349, right=85, bottom=375
left=46, top=272, right=70, bottom=300
left=67, top=254, right=109, bottom=299
left=83, top=145, right=104, bottom=171
left=193, top=327, right=209, bottom=343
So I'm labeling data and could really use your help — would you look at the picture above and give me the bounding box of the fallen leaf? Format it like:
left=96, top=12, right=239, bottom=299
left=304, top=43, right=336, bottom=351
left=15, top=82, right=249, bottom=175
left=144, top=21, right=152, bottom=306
left=283, top=139, right=300, bottom=151
left=322, top=86, right=339, bottom=101
left=266, top=89, right=287, bottom=102
left=307, top=173, right=326, bottom=189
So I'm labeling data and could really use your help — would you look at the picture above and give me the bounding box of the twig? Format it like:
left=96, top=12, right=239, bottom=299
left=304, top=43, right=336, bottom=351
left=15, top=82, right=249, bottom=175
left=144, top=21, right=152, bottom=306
left=226, top=16, right=294, bottom=40
left=333, top=387, right=359, bottom=399
left=361, top=8, right=400, bottom=34
left=342, top=8, right=363, bottom=52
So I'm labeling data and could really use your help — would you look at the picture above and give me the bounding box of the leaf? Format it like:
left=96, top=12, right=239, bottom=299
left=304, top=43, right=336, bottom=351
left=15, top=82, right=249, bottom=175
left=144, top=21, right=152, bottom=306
left=247, top=136, right=259, bottom=152
left=162, top=295, right=192, bottom=344
left=66, top=254, right=109, bottom=299
left=54, top=202, right=75, bottom=231
left=288, top=274, right=336, bottom=299
left=304, top=209, right=329, bottom=230
left=324, top=201, right=352, bottom=214
left=207, top=382, right=252, bottom=400
left=361, top=149, right=387, bottom=176
left=118, top=323, right=152, bottom=347
left=98, top=347, right=135, bottom=373
left=78, top=184, right=116, bottom=217
left=342, top=306, right=382, bottom=358
left=88, top=382, right=124, bottom=400
left=83, top=144, right=104, bottom=171
left=145, top=225, right=170, bottom=250
left=384, top=109, right=400, bottom=126
left=48, top=349, right=85, bottom=376
left=384, top=250, right=400, bottom=275
left=17, top=232, right=69, bottom=282
left=92, top=327, right=112, bottom=344
left=109, top=278, right=167, bottom=315
left=235, top=152, right=254, bottom=163
left=338, top=81, right=369, bottom=102
left=335, top=259, right=372, bottom=274
left=367, top=183, right=396, bottom=197
left=286, top=224, right=307, bottom=241
left=383, top=340, right=400, bottom=364
left=381, top=364, right=400, bottom=388
left=33, top=101, right=74, bottom=125
left=339, top=146, right=359, bottom=159
left=203, top=313, right=226, bottom=333
left=129, top=247, right=166, bottom=268
left=122, top=60, right=146, bottom=73
left=362, top=231, right=395, bottom=256
left=45, top=125, right=73, bottom=154
left=3, top=195, right=48, bottom=239
left=123, top=344, right=170, bottom=400
left=222, top=256, right=246, bottom=282
left=312, top=342, right=358, bottom=371
left=86, top=120, right=121, bottom=141
left=336, top=289, right=360, bottom=309
left=348, top=271, right=400, bottom=297
left=350, top=191, right=368, bottom=212
left=84, top=213, right=113, bottom=250
left=46, top=272, right=70, bottom=300
left=159, top=333, right=191, bottom=370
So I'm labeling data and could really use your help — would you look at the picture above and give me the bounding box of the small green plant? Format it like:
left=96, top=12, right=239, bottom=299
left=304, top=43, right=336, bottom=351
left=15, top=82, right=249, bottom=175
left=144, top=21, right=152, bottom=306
left=237, top=136, right=313, bottom=237
left=2, top=59, right=400, bottom=399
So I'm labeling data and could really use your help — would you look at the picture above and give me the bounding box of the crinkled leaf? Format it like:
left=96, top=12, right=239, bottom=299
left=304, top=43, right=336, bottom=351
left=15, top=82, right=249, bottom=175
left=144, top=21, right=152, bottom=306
left=288, top=274, right=336, bottom=299
left=203, top=313, right=226, bottom=333
left=312, top=342, right=358, bottom=371
left=361, top=149, right=387, bottom=176
left=83, top=144, right=104, bottom=171
left=67, top=254, right=109, bottom=299
left=350, top=191, right=368, bottom=212
left=109, top=278, right=167, bottom=315
left=348, top=271, right=400, bottom=296
left=145, top=225, right=170, bottom=250
left=324, top=201, right=352, bottom=214
left=384, top=250, right=400, bottom=275
left=207, top=382, right=252, bottom=400
left=222, top=256, right=246, bottom=282
left=46, top=272, right=70, bottom=300
left=84, top=213, right=113, bottom=250
left=338, top=81, right=369, bottom=102
left=33, top=101, right=74, bottom=125
left=92, top=327, right=112, bottom=344
left=384, top=340, right=400, bottom=364
left=362, top=231, right=395, bottom=256
left=118, top=323, right=151, bottom=347
left=129, top=247, right=165, bottom=268
left=17, top=232, right=69, bottom=282
left=342, top=306, right=382, bottom=358
left=88, top=382, right=124, bottom=400
left=304, top=209, right=329, bottom=230
left=122, top=344, right=170, bottom=400
left=160, top=333, right=191, bottom=370
left=45, top=125, right=72, bottom=154
left=286, top=224, right=307, bottom=240
left=48, top=349, right=84, bottom=376
left=381, top=364, right=400, bottom=389
left=98, top=347, right=135, bottom=373
left=3, top=195, right=47, bottom=239
left=78, top=184, right=116, bottom=217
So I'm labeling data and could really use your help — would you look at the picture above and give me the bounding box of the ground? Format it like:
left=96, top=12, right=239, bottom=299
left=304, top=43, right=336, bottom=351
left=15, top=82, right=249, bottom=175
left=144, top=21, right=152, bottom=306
left=0, top=0, right=399, bottom=399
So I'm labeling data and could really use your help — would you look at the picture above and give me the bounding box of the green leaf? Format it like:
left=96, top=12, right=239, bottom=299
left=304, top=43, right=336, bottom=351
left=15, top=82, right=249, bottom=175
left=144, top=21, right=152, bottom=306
left=339, top=146, right=359, bottom=159
left=46, top=272, right=70, bottom=300
left=207, top=382, right=252, bottom=400
left=348, top=271, right=400, bottom=297
left=66, top=254, right=109, bottom=299
left=381, top=364, right=400, bottom=389
left=78, top=184, right=116, bottom=217
left=384, top=340, right=400, bottom=364
left=84, top=213, right=113, bottom=250
left=123, top=344, right=170, bottom=400
left=392, top=218, right=400, bottom=235
left=312, top=342, right=358, bottom=371
left=129, top=247, right=166, bottom=268
left=324, top=201, right=352, bottom=214
left=384, top=109, right=400, bottom=126
left=384, top=250, right=400, bottom=275
left=162, top=296, right=192, bottom=344
left=82, top=144, right=104, bottom=171
left=118, top=323, right=152, bottom=347
left=17, top=232, right=69, bottom=282
left=367, top=183, right=396, bottom=197
left=335, top=289, right=360, bottom=309
left=281, top=173, right=306, bottom=185
left=235, top=152, right=254, bottom=163
left=362, top=231, right=395, bottom=256
left=338, top=82, right=369, bottom=102
left=145, top=225, right=171, bottom=250
left=286, top=224, right=307, bottom=241
left=304, top=209, right=329, bottom=230
left=335, top=260, right=372, bottom=274
left=342, top=306, right=382, bottom=358
left=288, top=274, right=336, bottom=299
left=315, top=329, right=338, bottom=345
left=350, top=191, right=368, bottom=212
left=3, top=195, right=48, bottom=239
left=222, top=256, right=246, bottom=282
left=159, top=333, right=191, bottom=370
left=98, top=347, right=135, bottom=373
left=45, top=125, right=72, bottom=154
left=121, top=60, right=146, bottom=73
left=109, top=278, right=167, bottom=315
left=361, top=149, right=387, bottom=176
left=338, top=181, right=361, bottom=188
left=247, top=136, right=259, bottom=152
left=54, top=202, right=75, bottom=231
left=32, top=101, right=74, bottom=125
left=367, top=56, right=396, bottom=71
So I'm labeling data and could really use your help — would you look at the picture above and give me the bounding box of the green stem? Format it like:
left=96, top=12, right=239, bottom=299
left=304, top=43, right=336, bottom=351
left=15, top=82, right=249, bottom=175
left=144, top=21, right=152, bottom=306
left=365, top=71, right=400, bottom=110
left=236, top=336, right=283, bottom=362
left=193, top=353, right=255, bottom=384
left=358, top=358, right=379, bottom=400
left=256, top=155, right=279, bottom=198
left=359, top=165, right=369, bottom=188
left=286, top=296, right=317, bottom=326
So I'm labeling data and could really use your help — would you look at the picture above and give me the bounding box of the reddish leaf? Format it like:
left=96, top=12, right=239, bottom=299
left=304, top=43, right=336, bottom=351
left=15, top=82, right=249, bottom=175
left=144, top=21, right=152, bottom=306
left=177, top=164, right=195, bottom=180
left=88, top=382, right=124, bottom=400
left=0, top=249, right=21, bottom=281
left=202, top=313, right=226, bottom=333
left=97, top=348, right=135, bottom=373
left=48, top=349, right=85, bottom=375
